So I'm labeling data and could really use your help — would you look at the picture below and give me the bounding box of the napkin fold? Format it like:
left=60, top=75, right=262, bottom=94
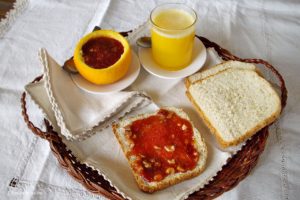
left=25, top=48, right=151, bottom=140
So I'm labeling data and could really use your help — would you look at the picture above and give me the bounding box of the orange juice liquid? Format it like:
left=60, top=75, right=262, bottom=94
left=151, top=9, right=195, bottom=70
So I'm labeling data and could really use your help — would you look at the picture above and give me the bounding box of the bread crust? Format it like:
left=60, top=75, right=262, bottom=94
left=112, top=107, right=207, bottom=193
left=185, top=60, right=259, bottom=88
left=184, top=77, right=191, bottom=89
left=185, top=66, right=282, bottom=148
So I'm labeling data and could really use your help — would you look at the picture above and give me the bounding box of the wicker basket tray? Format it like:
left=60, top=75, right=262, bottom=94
left=21, top=31, right=287, bottom=200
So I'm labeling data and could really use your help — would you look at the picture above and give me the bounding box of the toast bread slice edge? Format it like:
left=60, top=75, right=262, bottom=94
left=185, top=60, right=258, bottom=88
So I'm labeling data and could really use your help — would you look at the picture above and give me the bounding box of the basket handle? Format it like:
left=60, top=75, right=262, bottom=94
left=21, top=75, right=60, bottom=142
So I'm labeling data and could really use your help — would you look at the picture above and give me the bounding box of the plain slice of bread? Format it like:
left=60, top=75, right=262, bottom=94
left=112, top=107, right=207, bottom=193
left=186, top=68, right=281, bottom=148
left=185, top=60, right=257, bottom=88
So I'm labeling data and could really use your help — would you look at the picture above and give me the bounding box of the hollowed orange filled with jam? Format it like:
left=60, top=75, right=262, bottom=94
left=74, top=30, right=131, bottom=85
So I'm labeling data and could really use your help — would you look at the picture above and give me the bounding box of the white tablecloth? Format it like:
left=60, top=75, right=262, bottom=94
left=0, top=0, right=299, bottom=199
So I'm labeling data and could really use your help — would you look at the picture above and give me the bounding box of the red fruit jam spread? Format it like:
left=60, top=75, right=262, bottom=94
left=81, top=37, right=124, bottom=69
left=126, top=109, right=199, bottom=182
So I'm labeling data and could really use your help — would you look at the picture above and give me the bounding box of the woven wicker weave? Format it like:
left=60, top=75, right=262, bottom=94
left=21, top=32, right=287, bottom=200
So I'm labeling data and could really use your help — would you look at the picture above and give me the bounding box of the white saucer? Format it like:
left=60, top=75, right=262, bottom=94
left=71, top=51, right=140, bottom=94
left=138, top=37, right=207, bottom=79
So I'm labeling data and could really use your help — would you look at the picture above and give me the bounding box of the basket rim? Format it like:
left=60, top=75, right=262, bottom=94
left=21, top=30, right=287, bottom=200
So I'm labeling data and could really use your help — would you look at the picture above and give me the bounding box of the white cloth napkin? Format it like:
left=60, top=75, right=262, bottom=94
left=25, top=48, right=150, bottom=140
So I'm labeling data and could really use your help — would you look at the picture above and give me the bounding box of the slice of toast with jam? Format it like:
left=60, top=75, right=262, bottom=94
left=112, top=107, right=207, bottom=193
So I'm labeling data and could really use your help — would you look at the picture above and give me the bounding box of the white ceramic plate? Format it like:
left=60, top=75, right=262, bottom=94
left=138, top=37, right=207, bottom=79
left=71, top=51, right=140, bottom=94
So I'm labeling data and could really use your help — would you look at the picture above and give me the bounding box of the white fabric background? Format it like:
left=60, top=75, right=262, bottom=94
left=0, top=0, right=299, bottom=199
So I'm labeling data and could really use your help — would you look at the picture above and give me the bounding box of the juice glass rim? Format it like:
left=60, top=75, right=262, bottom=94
left=150, top=3, right=197, bottom=31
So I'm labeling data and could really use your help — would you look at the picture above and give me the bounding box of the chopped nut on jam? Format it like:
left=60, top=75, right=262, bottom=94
left=125, top=131, right=132, bottom=138
left=135, top=166, right=143, bottom=173
left=177, top=166, right=184, bottom=172
left=171, top=134, right=175, bottom=139
left=154, top=162, right=161, bottom=167
left=182, top=124, right=187, bottom=131
left=166, top=167, right=175, bottom=174
left=193, top=151, right=198, bottom=156
left=177, top=123, right=181, bottom=126
left=129, top=143, right=135, bottom=149
left=167, top=159, right=175, bottom=164
left=153, top=145, right=161, bottom=150
left=135, top=156, right=141, bottom=161
left=142, top=160, right=152, bottom=168
left=164, top=145, right=175, bottom=152
left=132, top=134, right=137, bottom=139
left=158, top=114, right=164, bottom=120
left=139, top=154, right=145, bottom=158
left=154, top=174, right=163, bottom=181
left=150, top=158, right=155, bottom=163
left=166, top=113, right=173, bottom=119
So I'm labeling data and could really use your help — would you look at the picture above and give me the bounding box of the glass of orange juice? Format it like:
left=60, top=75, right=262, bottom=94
left=150, top=3, right=197, bottom=71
